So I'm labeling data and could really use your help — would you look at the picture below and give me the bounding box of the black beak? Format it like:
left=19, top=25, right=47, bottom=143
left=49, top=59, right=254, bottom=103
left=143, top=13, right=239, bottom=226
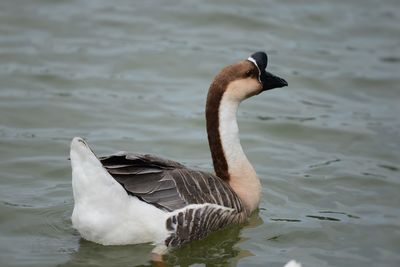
left=260, top=70, right=288, bottom=91
left=247, top=51, right=287, bottom=91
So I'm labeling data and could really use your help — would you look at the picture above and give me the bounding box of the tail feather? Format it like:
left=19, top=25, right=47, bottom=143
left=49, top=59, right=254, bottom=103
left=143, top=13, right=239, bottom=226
left=70, top=137, right=127, bottom=202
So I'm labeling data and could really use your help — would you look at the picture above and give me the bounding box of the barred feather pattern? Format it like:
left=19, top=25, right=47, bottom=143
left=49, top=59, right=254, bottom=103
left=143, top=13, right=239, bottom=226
left=100, top=152, right=247, bottom=247
left=165, top=204, right=246, bottom=247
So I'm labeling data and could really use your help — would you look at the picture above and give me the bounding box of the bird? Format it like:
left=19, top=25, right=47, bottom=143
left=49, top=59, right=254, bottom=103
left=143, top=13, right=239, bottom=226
left=70, top=51, right=288, bottom=255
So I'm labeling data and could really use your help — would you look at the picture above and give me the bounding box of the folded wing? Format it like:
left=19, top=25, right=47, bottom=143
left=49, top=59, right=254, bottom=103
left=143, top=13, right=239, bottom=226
left=100, top=152, right=244, bottom=213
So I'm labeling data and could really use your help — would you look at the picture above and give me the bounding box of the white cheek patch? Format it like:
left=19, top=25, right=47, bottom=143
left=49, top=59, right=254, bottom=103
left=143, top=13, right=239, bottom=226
left=247, top=57, right=261, bottom=83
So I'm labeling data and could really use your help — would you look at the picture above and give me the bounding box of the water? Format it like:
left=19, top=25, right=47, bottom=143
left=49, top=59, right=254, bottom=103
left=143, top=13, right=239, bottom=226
left=0, top=0, right=399, bottom=266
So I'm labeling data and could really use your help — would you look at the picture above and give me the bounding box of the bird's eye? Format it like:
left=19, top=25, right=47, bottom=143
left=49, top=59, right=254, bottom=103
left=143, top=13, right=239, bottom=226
left=245, top=70, right=252, bottom=77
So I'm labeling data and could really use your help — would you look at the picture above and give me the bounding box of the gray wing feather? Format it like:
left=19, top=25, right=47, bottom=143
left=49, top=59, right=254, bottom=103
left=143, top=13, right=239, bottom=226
left=99, top=152, right=244, bottom=212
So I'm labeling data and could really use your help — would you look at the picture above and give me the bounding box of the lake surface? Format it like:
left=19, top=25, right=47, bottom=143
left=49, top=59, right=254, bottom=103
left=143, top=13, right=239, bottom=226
left=0, top=0, right=399, bottom=266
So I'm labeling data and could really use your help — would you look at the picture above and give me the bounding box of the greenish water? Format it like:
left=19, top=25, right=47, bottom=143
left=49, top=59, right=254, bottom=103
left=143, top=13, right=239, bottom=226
left=0, top=0, right=399, bottom=266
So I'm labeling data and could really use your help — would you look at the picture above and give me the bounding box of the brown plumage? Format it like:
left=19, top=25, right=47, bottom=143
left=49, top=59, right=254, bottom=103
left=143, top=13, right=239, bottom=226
left=206, top=61, right=260, bottom=182
left=71, top=51, right=287, bottom=249
left=100, top=153, right=245, bottom=213
left=100, top=152, right=247, bottom=247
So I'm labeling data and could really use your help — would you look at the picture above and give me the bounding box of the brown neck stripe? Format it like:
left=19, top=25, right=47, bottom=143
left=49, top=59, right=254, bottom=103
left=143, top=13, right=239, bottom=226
left=206, top=76, right=230, bottom=182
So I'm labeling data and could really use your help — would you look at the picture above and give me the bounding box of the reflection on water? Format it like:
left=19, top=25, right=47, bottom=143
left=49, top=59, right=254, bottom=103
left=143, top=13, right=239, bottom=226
left=58, top=240, right=154, bottom=267
left=166, top=225, right=248, bottom=267
left=59, top=213, right=263, bottom=267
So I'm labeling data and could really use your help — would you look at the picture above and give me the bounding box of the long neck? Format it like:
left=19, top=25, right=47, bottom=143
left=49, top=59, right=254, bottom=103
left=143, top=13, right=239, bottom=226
left=206, top=82, right=261, bottom=213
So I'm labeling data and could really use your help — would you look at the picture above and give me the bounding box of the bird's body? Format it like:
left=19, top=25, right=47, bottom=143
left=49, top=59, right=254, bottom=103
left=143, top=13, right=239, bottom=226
left=70, top=52, right=287, bottom=253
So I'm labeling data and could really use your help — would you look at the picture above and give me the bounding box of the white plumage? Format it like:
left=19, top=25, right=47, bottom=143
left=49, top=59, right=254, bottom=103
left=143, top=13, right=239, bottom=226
left=284, top=260, right=302, bottom=267
left=70, top=137, right=169, bottom=246
left=69, top=52, right=289, bottom=254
